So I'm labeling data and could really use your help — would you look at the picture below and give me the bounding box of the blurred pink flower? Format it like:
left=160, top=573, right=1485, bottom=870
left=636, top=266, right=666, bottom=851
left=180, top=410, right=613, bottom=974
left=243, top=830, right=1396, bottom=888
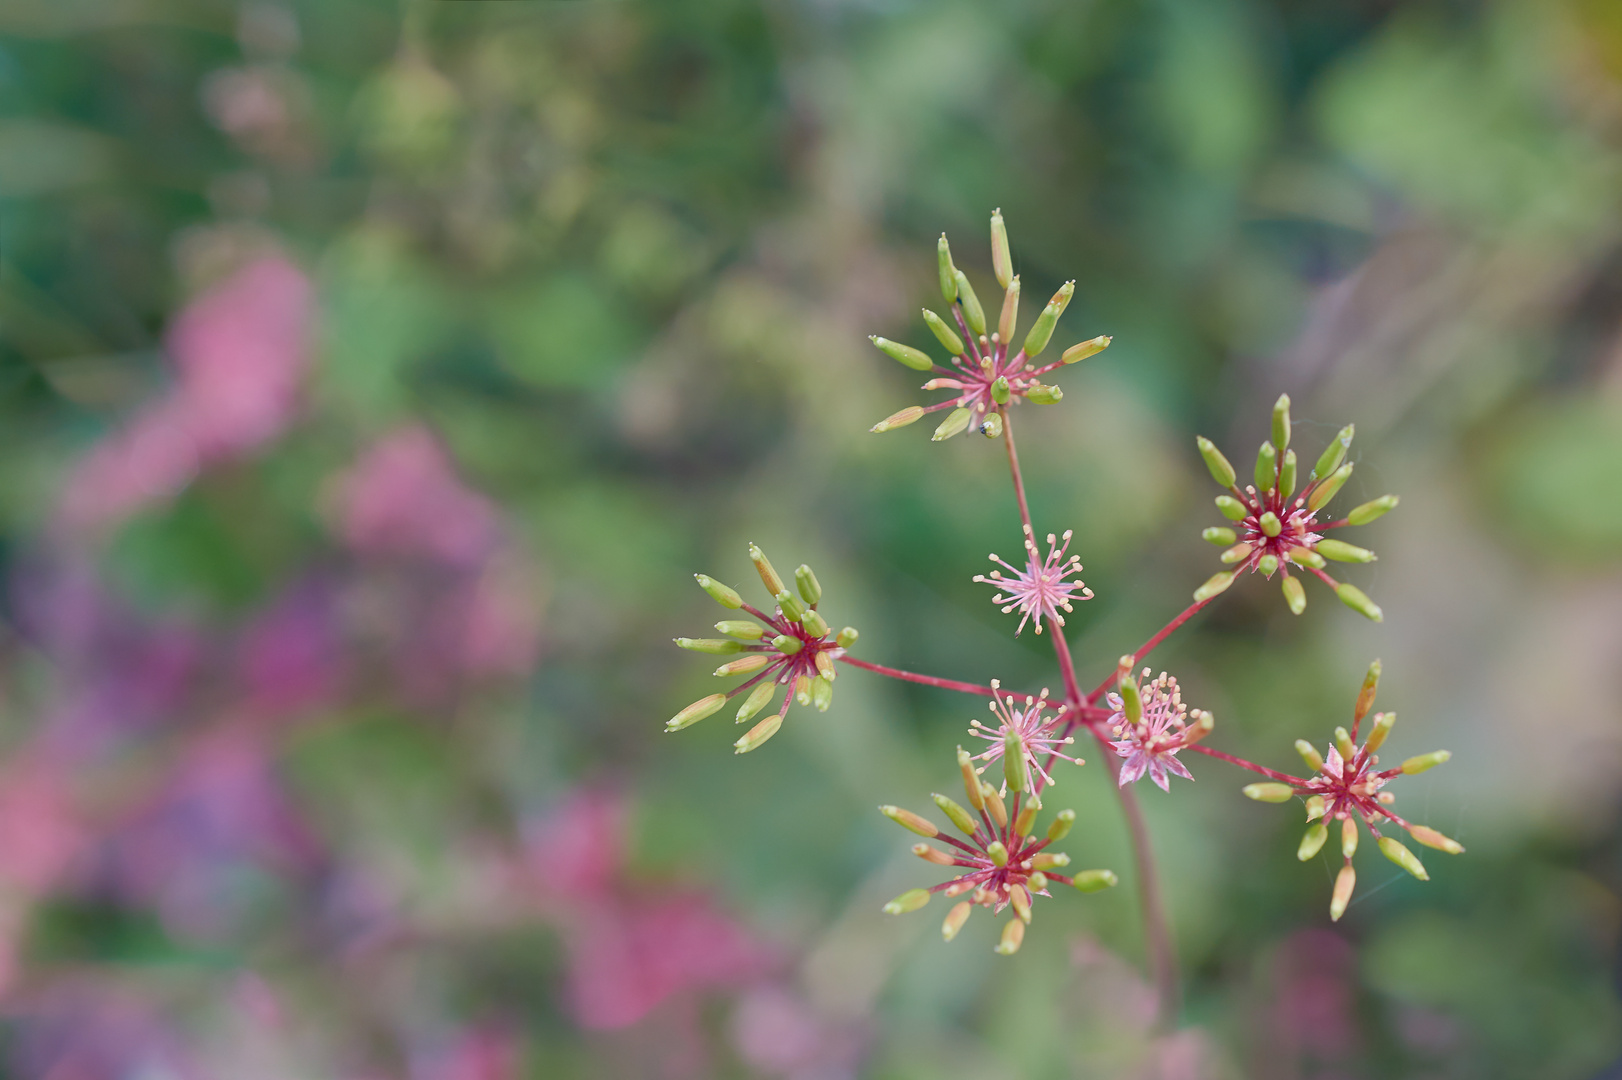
left=412, top=1026, right=521, bottom=1080
left=237, top=582, right=345, bottom=715
left=526, top=787, right=626, bottom=901
left=1257, top=929, right=1360, bottom=1067
left=331, top=427, right=499, bottom=567
left=59, top=256, right=312, bottom=533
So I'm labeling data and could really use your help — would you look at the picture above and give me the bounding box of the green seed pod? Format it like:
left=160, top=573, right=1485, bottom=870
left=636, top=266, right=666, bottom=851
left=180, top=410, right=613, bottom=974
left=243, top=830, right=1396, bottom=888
left=1221, top=543, right=1253, bottom=564
left=667, top=693, right=727, bottom=731
left=990, top=208, right=1013, bottom=289
left=871, top=406, right=925, bottom=433
left=794, top=564, right=821, bottom=605
left=695, top=574, right=743, bottom=609
left=922, top=308, right=965, bottom=355
left=954, top=271, right=986, bottom=337
left=1071, top=869, right=1118, bottom=893
left=1401, top=750, right=1451, bottom=775
left=675, top=637, right=745, bottom=655
left=775, top=590, right=806, bottom=622
left=997, top=276, right=1020, bottom=345
left=1279, top=450, right=1297, bottom=500
left=1255, top=441, right=1278, bottom=492
left=1365, top=710, right=1396, bottom=752
left=1313, top=424, right=1354, bottom=480
left=1004, top=731, right=1030, bottom=793
left=1298, top=822, right=1328, bottom=861
left=1272, top=393, right=1292, bottom=452
left=933, top=407, right=972, bottom=441
left=1295, top=739, right=1324, bottom=771
left=1197, top=436, right=1237, bottom=487
left=990, top=376, right=1011, bottom=405
left=1047, top=808, right=1076, bottom=841
left=1335, top=582, right=1383, bottom=622
left=716, top=620, right=765, bottom=640
left=812, top=675, right=833, bottom=712
left=1062, top=335, right=1111, bottom=364
left=1282, top=575, right=1306, bottom=614
left=1242, top=782, right=1295, bottom=803
left=986, top=841, right=1009, bottom=867
left=1203, top=526, right=1237, bottom=546
left=938, top=233, right=958, bottom=303
left=880, top=805, right=939, bottom=838
left=1308, top=463, right=1353, bottom=512
left=932, top=793, right=979, bottom=836
left=1022, top=281, right=1073, bottom=357
left=1259, top=511, right=1282, bottom=537
left=1257, top=553, right=1279, bottom=576
left=882, top=888, right=932, bottom=915
left=1194, top=571, right=1235, bottom=602
left=800, top=608, right=830, bottom=638
left=1119, top=673, right=1143, bottom=726
left=1347, top=495, right=1399, bottom=526
left=979, top=412, right=1004, bottom=438
left=1287, top=546, right=1325, bottom=569
left=1378, top=836, right=1429, bottom=880
left=868, top=335, right=934, bottom=372
left=1215, top=494, right=1247, bottom=521
left=749, top=544, right=785, bottom=597
left=1025, top=383, right=1063, bottom=405
left=1318, top=539, right=1375, bottom=563
left=836, top=626, right=858, bottom=648
left=735, top=682, right=775, bottom=723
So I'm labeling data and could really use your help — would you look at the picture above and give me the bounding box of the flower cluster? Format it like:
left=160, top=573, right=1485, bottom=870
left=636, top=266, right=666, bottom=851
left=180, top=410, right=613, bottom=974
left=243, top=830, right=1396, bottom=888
left=973, top=525, right=1092, bottom=636
left=966, top=681, right=1085, bottom=791
left=878, top=747, right=1116, bottom=955
left=667, top=545, right=856, bottom=754
left=867, top=209, right=1111, bottom=441
left=1192, top=394, right=1398, bottom=620
left=1239, top=661, right=1463, bottom=920
left=1106, top=666, right=1214, bottom=791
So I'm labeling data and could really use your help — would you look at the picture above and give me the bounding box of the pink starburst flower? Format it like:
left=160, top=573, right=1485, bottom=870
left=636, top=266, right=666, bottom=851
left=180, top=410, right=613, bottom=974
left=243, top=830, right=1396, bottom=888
left=1192, top=394, right=1398, bottom=621
left=667, top=546, right=858, bottom=754
left=1106, top=668, right=1213, bottom=791
left=1238, top=661, right=1463, bottom=921
left=866, top=210, right=1112, bottom=442
left=876, top=750, right=1117, bottom=956
left=974, top=525, right=1092, bottom=636
left=966, top=681, right=1084, bottom=791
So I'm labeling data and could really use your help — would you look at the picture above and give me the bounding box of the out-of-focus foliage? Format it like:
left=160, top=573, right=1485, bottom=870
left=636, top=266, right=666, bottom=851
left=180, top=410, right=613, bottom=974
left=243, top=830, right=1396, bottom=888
left=0, top=0, right=1618, bottom=1077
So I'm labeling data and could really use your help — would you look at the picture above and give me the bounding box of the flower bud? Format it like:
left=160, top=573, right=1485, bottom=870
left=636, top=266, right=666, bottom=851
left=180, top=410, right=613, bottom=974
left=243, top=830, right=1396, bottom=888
left=1341, top=817, right=1358, bottom=858
left=1004, top=732, right=1030, bottom=793
left=1062, top=334, right=1111, bottom=364
left=1379, top=836, right=1428, bottom=880
left=1335, top=583, right=1383, bottom=622
left=800, top=609, right=830, bottom=638
left=715, top=654, right=770, bottom=677
left=990, top=208, right=1013, bottom=288
left=814, top=651, right=835, bottom=681
left=932, top=793, right=979, bottom=836
left=922, top=308, right=965, bottom=355
left=1400, top=750, right=1451, bottom=775
left=1280, top=449, right=1298, bottom=499
left=979, top=412, right=1005, bottom=438
left=1197, top=437, right=1237, bottom=488
left=942, top=900, right=972, bottom=941
left=1304, top=794, right=1326, bottom=821
left=986, top=840, right=1009, bottom=867
left=1031, top=852, right=1070, bottom=870
left=1118, top=673, right=1143, bottom=726
left=998, top=276, right=1020, bottom=344
left=1354, top=658, right=1381, bottom=722
left=676, top=637, right=745, bottom=655
left=1282, top=575, right=1306, bottom=614
left=1308, top=463, right=1353, bottom=511
left=954, top=271, right=986, bottom=336
left=1013, top=797, right=1040, bottom=838
left=1255, top=441, right=1278, bottom=491
left=793, top=564, right=821, bottom=606
left=667, top=693, right=727, bottom=731
left=736, top=682, right=775, bottom=723
left=837, top=626, right=859, bottom=647
left=1221, top=543, right=1253, bottom=565
left=695, top=574, right=743, bottom=609
left=869, top=335, right=934, bottom=372
left=749, top=544, right=785, bottom=596
left=1298, top=822, right=1328, bottom=861
left=775, top=588, right=805, bottom=621
left=1028, top=871, right=1049, bottom=892
left=1313, top=424, right=1354, bottom=480
left=982, top=784, right=1008, bottom=828
left=1317, top=539, right=1376, bottom=563
left=1184, top=709, right=1215, bottom=745
left=932, top=406, right=972, bottom=441
left=1243, top=782, right=1295, bottom=803
left=1203, top=526, right=1237, bottom=546
left=770, top=634, right=802, bottom=655
left=995, top=918, right=1025, bottom=955
left=1215, top=494, right=1247, bottom=521
left=1288, top=546, right=1325, bottom=569
left=990, top=376, right=1011, bottom=405
left=734, top=713, right=783, bottom=753
left=1072, top=869, right=1118, bottom=893
left=882, top=888, right=931, bottom=915
left=1047, top=808, right=1075, bottom=841
left=871, top=406, right=926, bottom=433
left=1406, top=824, right=1464, bottom=855
left=957, top=746, right=985, bottom=811
left=1365, top=710, right=1396, bottom=752
left=812, top=675, right=833, bottom=712
left=1334, top=725, right=1354, bottom=761
left=1257, top=553, right=1279, bottom=576
left=1348, top=495, right=1399, bottom=526
left=1259, top=511, right=1282, bottom=537
left=938, top=233, right=958, bottom=302
left=716, top=620, right=765, bottom=640
left=1009, top=884, right=1033, bottom=924
left=1329, top=864, right=1356, bottom=922
left=880, top=805, right=939, bottom=838
left=1272, top=393, right=1292, bottom=451
left=1022, top=282, right=1073, bottom=356
left=912, top=843, right=955, bottom=866
left=1025, top=383, right=1063, bottom=405
left=1295, top=739, right=1324, bottom=772
left=1194, top=571, right=1236, bottom=603
left=794, top=675, right=811, bottom=706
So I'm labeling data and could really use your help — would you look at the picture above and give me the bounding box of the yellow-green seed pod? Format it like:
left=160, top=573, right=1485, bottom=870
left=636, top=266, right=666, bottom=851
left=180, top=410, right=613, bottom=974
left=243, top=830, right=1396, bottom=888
left=994, top=918, right=1025, bottom=955
left=1313, top=424, right=1354, bottom=480
left=1031, top=851, right=1070, bottom=870
left=1378, top=836, right=1428, bottom=880
left=1022, top=282, right=1073, bottom=357
left=1062, top=334, right=1111, bottom=364
left=1304, top=794, right=1326, bottom=821
left=1355, top=659, right=1381, bottom=723
left=1308, top=463, right=1353, bottom=511
left=997, top=276, right=1020, bottom=344
left=1025, top=383, right=1063, bottom=405
left=1407, top=824, right=1464, bottom=855
left=938, top=234, right=958, bottom=303
left=695, top=574, right=744, bottom=609
left=1119, top=673, right=1143, bottom=726
left=1341, top=817, right=1358, bottom=858
left=775, top=589, right=805, bottom=622
left=1072, top=869, right=1118, bottom=893
left=667, top=693, right=727, bottom=731
left=716, top=620, right=765, bottom=640
left=912, top=843, right=954, bottom=866
left=749, top=544, right=784, bottom=596
left=932, top=793, right=979, bottom=836
left=814, top=651, right=835, bottom=681
left=942, top=900, right=972, bottom=941
left=990, top=208, right=1013, bottom=288
left=1198, top=436, right=1237, bottom=488
left=871, top=406, right=926, bottom=433
left=836, top=626, right=858, bottom=648
left=1282, top=575, right=1306, bottom=614
left=1288, top=546, right=1325, bottom=569
left=793, top=564, right=820, bottom=605
left=1047, top=808, right=1075, bottom=841
left=1028, top=871, right=1048, bottom=892
left=715, top=654, right=770, bottom=677
left=1257, top=553, right=1280, bottom=576
left=1255, top=441, right=1278, bottom=492
left=922, top=308, right=965, bottom=355
left=1348, top=495, right=1399, bottom=526
left=1401, top=750, right=1451, bottom=775
left=811, top=675, right=833, bottom=712
left=933, top=407, right=972, bottom=441
left=1272, top=393, right=1292, bottom=452
left=1295, top=739, right=1324, bottom=772
left=1365, top=711, right=1396, bottom=752
left=1280, top=450, right=1298, bottom=500
left=955, top=271, right=986, bottom=336
left=880, top=805, right=939, bottom=838
left=1221, top=543, right=1253, bottom=565
left=1329, top=864, right=1355, bottom=922
left=1334, top=726, right=1355, bottom=760
left=1298, top=822, right=1328, bottom=861
left=1215, top=494, right=1247, bottom=521
left=882, top=888, right=931, bottom=915
left=1194, top=571, right=1236, bottom=603
left=770, top=634, right=802, bottom=655
left=734, top=713, right=783, bottom=754
left=990, top=376, right=1011, bottom=405
left=1259, top=511, right=1283, bottom=537
left=1203, top=526, right=1237, bottom=546
left=794, top=675, right=812, bottom=706
left=980, top=412, right=1005, bottom=439
left=736, top=682, right=775, bottom=723
left=1318, top=539, right=1375, bottom=563
left=1243, top=782, right=1295, bottom=803
left=1009, top=884, right=1032, bottom=924
left=986, top=841, right=1009, bottom=867
left=1013, top=799, right=1040, bottom=838
left=982, top=784, right=1007, bottom=829
left=1004, top=731, right=1030, bottom=793
left=869, top=335, right=934, bottom=372
left=800, top=609, right=830, bottom=638
left=957, top=747, right=985, bottom=811
left=676, top=637, right=745, bottom=655
left=1336, top=583, right=1383, bottom=622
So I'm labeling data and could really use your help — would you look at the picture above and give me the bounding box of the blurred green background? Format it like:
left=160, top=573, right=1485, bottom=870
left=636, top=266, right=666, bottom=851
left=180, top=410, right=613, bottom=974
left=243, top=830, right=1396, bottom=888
left=1, top=0, right=1620, bottom=1076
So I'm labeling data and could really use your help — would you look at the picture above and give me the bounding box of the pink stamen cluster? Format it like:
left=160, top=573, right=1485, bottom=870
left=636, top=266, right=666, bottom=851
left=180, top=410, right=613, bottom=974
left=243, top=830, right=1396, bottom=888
left=1105, top=670, right=1209, bottom=791
left=974, top=526, right=1092, bottom=636
left=967, top=681, right=1084, bottom=791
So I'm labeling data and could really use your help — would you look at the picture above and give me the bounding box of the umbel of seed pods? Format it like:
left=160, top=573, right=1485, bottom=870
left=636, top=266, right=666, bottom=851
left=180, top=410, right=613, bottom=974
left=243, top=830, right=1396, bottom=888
left=878, top=738, right=1117, bottom=955
left=1241, top=660, right=1463, bottom=921
left=1193, top=394, right=1398, bottom=620
left=867, top=209, right=1112, bottom=441
left=667, top=546, right=857, bottom=754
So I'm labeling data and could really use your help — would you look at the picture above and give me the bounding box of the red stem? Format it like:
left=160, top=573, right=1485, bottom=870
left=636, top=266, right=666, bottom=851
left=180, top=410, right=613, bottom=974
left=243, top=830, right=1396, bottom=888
left=837, top=655, right=995, bottom=697
left=1085, top=596, right=1215, bottom=705
left=1187, top=744, right=1307, bottom=784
